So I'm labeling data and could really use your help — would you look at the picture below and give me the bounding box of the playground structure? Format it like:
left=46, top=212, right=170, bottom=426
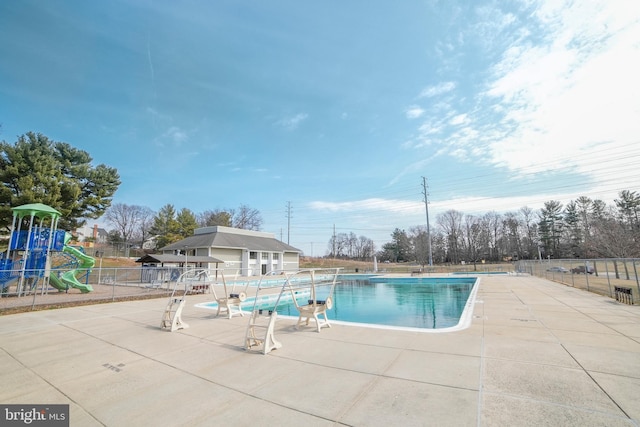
left=0, top=203, right=95, bottom=297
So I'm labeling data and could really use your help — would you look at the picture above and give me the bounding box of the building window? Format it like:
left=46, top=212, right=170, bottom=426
left=262, top=252, right=269, bottom=260
left=273, top=253, right=280, bottom=260
left=249, top=252, right=257, bottom=260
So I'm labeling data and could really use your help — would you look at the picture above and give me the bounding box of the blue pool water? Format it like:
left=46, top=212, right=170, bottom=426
left=199, top=277, right=478, bottom=331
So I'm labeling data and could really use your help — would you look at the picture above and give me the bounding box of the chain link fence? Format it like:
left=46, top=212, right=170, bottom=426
left=3, top=259, right=637, bottom=312
left=1, top=266, right=259, bottom=312
left=516, top=258, right=640, bottom=304
left=1, top=267, right=177, bottom=312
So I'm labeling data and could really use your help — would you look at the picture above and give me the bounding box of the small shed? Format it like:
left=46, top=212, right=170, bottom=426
left=135, top=254, right=224, bottom=268
left=135, top=254, right=225, bottom=283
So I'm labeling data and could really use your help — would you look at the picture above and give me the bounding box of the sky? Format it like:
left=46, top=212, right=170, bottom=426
left=1, top=0, right=639, bottom=256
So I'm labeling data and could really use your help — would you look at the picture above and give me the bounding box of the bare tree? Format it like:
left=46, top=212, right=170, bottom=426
left=327, top=232, right=348, bottom=258
left=437, top=210, right=463, bottom=264
left=591, top=207, right=637, bottom=258
left=104, top=203, right=152, bottom=246
left=327, top=232, right=374, bottom=259
left=357, top=235, right=375, bottom=260
left=410, top=225, right=431, bottom=267
left=136, top=207, right=156, bottom=247
left=482, top=211, right=502, bottom=261
left=502, top=211, right=522, bottom=260
left=519, top=206, right=538, bottom=259
left=232, top=205, right=263, bottom=230
left=198, top=209, right=232, bottom=227
left=463, top=215, right=482, bottom=269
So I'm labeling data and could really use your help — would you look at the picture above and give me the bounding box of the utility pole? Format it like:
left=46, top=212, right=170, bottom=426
left=421, top=176, right=433, bottom=266
left=333, top=224, right=336, bottom=259
left=285, top=202, right=292, bottom=244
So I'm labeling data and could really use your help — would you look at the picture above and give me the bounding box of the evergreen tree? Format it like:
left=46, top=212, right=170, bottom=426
left=149, top=204, right=181, bottom=249
left=0, top=132, right=120, bottom=231
left=538, top=200, right=564, bottom=258
left=176, top=208, right=198, bottom=238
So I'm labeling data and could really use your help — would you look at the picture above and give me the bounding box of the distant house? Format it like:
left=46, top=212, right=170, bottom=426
left=142, top=235, right=158, bottom=250
left=74, top=224, right=108, bottom=244
left=159, top=226, right=301, bottom=276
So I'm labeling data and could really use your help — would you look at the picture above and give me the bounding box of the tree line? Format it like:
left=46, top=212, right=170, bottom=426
left=335, top=191, right=640, bottom=265
left=104, top=203, right=263, bottom=249
left=3, top=133, right=638, bottom=261
left=326, top=232, right=375, bottom=260
left=0, top=133, right=263, bottom=252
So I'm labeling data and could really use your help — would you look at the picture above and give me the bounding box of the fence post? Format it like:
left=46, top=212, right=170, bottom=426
left=584, top=261, right=590, bottom=292
left=634, top=260, right=640, bottom=302
left=604, top=261, right=612, bottom=298
left=623, top=259, right=630, bottom=280
left=30, top=277, right=40, bottom=310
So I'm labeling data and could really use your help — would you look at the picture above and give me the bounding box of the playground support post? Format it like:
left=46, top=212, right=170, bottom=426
left=17, top=212, right=35, bottom=297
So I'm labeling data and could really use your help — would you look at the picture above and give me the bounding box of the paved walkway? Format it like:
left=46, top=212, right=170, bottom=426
left=1, top=275, right=639, bottom=426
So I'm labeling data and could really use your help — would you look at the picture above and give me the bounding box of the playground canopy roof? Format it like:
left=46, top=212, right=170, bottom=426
left=135, top=254, right=224, bottom=265
left=11, top=203, right=61, bottom=219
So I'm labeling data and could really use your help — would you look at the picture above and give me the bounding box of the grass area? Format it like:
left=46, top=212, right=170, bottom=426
left=300, top=257, right=514, bottom=274
left=93, top=257, right=139, bottom=268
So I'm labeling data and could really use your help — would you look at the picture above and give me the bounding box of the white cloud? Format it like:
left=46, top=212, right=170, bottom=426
left=308, top=189, right=611, bottom=231
left=277, top=113, right=309, bottom=130
left=164, top=126, right=188, bottom=145
left=403, top=1, right=640, bottom=204
left=418, top=122, right=443, bottom=136
left=419, top=81, right=456, bottom=98
left=309, top=198, right=422, bottom=215
left=388, top=1, right=640, bottom=225
left=449, top=113, right=468, bottom=126
left=405, top=105, right=425, bottom=119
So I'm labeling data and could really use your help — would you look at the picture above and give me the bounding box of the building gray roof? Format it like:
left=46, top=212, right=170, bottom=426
left=160, top=227, right=301, bottom=253
left=135, top=254, right=224, bottom=264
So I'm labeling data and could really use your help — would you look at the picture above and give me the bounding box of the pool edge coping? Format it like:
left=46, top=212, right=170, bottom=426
left=194, top=276, right=481, bottom=334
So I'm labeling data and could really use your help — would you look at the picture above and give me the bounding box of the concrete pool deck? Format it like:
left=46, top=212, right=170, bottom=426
left=1, top=274, right=639, bottom=426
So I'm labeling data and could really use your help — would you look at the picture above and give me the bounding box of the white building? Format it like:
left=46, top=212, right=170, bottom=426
left=159, top=226, right=301, bottom=276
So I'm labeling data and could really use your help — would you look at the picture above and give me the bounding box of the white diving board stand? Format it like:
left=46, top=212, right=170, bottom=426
left=161, top=269, right=217, bottom=332
left=244, top=268, right=340, bottom=354
left=210, top=272, right=250, bottom=319
left=244, top=309, right=282, bottom=355
left=161, top=297, right=189, bottom=332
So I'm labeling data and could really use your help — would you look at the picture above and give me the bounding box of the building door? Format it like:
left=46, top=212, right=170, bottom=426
left=261, top=264, right=267, bottom=275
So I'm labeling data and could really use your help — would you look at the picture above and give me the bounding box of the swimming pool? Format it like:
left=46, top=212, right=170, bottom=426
left=197, top=276, right=479, bottom=333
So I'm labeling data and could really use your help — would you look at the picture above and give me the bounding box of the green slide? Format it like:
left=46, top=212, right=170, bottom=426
left=48, top=274, right=69, bottom=292
left=49, top=234, right=96, bottom=293
left=61, top=244, right=95, bottom=293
